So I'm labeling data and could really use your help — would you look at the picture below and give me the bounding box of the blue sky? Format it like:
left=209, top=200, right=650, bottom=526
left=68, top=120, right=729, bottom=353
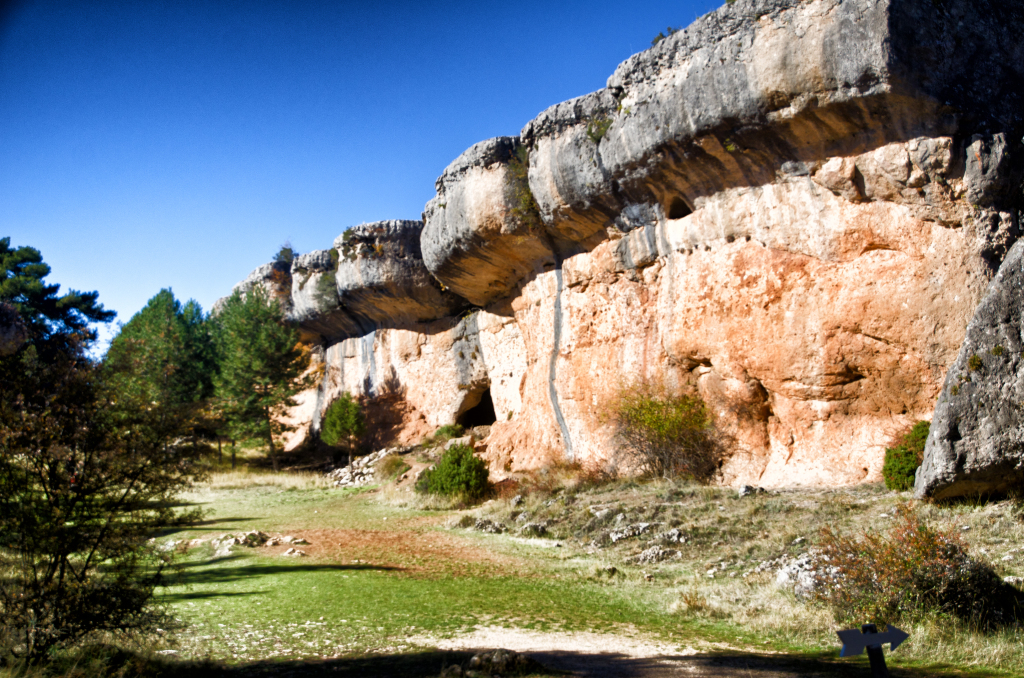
left=1, top=0, right=722, bottom=343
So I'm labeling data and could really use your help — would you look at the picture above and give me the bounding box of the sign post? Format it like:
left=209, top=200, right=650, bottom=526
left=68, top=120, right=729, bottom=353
left=836, top=623, right=909, bottom=678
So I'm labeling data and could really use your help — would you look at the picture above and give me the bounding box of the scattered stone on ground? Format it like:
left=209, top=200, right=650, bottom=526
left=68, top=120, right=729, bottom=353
left=774, top=551, right=831, bottom=598
left=283, top=548, right=307, bottom=557
left=444, top=435, right=474, bottom=450
left=440, top=648, right=547, bottom=677
left=608, top=522, right=655, bottom=544
left=655, top=527, right=686, bottom=544
left=474, top=519, right=505, bottom=534
left=208, top=531, right=313, bottom=557
left=519, top=522, right=548, bottom=537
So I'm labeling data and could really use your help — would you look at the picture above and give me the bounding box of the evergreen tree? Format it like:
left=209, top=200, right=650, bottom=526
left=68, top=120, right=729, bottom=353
left=104, top=289, right=219, bottom=448
left=321, top=392, right=366, bottom=466
left=213, top=286, right=313, bottom=471
left=0, top=241, right=203, bottom=659
left=0, top=236, right=114, bottom=357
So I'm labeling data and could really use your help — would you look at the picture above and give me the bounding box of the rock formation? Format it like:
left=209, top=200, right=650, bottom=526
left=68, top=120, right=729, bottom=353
left=916, top=239, right=1024, bottom=500
left=224, top=0, right=1023, bottom=490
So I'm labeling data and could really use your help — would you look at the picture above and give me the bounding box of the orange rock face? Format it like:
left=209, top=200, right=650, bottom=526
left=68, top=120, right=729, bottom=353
left=480, top=139, right=1014, bottom=487
left=229, top=0, right=1023, bottom=490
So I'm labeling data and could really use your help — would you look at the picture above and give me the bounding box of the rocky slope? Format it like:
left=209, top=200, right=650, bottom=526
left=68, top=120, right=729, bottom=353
left=224, top=0, right=1023, bottom=492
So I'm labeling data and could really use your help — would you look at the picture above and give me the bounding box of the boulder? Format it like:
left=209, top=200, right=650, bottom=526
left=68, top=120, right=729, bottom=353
left=916, top=239, right=1024, bottom=500
left=218, top=221, right=468, bottom=344
left=422, top=137, right=554, bottom=307
left=523, top=0, right=1023, bottom=245
left=332, top=221, right=466, bottom=329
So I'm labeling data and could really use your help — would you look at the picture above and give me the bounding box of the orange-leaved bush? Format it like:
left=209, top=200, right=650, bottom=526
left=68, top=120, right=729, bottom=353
left=813, top=504, right=1023, bottom=630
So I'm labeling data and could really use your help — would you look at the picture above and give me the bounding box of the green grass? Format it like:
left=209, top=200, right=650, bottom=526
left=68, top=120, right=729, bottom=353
left=162, top=481, right=696, bottom=663
left=83, top=469, right=1020, bottom=677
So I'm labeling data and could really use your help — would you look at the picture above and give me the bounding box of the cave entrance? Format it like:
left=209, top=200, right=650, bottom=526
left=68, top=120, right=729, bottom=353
left=667, top=196, right=693, bottom=219
left=457, top=387, right=497, bottom=429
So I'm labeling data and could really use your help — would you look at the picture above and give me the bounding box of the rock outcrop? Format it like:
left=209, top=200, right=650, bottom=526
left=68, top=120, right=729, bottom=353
left=223, top=0, right=1023, bottom=491
left=916, top=239, right=1024, bottom=500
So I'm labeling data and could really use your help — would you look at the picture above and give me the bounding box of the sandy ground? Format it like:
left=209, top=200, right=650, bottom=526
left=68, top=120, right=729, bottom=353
left=407, top=626, right=859, bottom=677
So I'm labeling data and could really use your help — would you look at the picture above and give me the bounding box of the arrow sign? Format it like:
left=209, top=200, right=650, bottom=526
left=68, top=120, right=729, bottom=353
left=837, top=626, right=910, bottom=657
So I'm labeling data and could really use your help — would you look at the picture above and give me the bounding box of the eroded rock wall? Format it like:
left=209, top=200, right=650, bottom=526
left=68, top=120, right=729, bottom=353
left=224, top=0, right=1023, bottom=489
left=488, top=138, right=1010, bottom=485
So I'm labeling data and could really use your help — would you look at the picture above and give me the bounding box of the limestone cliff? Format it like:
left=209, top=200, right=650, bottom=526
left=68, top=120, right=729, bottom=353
left=225, top=0, right=1023, bottom=489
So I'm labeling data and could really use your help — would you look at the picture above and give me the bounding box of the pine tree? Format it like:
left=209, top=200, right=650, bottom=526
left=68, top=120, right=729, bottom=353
left=0, top=237, right=114, bottom=357
left=103, top=289, right=218, bottom=447
left=213, top=286, right=314, bottom=471
left=0, top=241, right=203, bottom=659
left=321, top=392, right=366, bottom=466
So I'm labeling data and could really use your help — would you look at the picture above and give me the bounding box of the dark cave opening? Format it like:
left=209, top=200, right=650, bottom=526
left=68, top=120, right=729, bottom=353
left=457, top=388, right=497, bottom=429
left=667, top=197, right=693, bottom=219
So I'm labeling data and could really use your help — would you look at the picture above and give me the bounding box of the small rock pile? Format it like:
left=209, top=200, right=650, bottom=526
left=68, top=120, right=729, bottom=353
left=327, top=447, right=404, bottom=487
left=440, top=648, right=546, bottom=678
left=473, top=519, right=505, bottom=534
left=631, top=545, right=681, bottom=564
left=608, top=521, right=655, bottom=544
left=211, top=531, right=313, bottom=558
left=774, top=553, right=821, bottom=597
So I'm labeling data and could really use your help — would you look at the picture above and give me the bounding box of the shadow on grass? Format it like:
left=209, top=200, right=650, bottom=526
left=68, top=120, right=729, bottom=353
left=50, top=646, right=1008, bottom=678
left=168, top=562, right=403, bottom=588
left=158, top=590, right=259, bottom=603
left=157, top=516, right=257, bottom=535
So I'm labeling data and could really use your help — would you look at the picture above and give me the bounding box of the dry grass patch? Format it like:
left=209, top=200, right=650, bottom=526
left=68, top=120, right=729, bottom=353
left=198, top=469, right=332, bottom=491
left=452, top=470, right=1024, bottom=673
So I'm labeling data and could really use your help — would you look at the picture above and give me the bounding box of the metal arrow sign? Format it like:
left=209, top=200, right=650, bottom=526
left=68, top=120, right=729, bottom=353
left=837, top=623, right=909, bottom=678
left=837, top=624, right=909, bottom=657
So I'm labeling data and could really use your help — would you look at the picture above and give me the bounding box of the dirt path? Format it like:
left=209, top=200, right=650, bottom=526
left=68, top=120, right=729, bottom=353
left=268, top=527, right=536, bottom=577
left=409, top=626, right=867, bottom=677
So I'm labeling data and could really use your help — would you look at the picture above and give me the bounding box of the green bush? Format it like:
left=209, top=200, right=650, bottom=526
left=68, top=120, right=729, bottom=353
left=585, top=115, right=612, bottom=144
left=650, top=26, right=679, bottom=46
left=321, top=393, right=365, bottom=465
left=882, top=420, right=929, bottom=491
left=814, top=504, right=1024, bottom=630
left=416, top=443, right=489, bottom=499
left=506, top=145, right=542, bottom=232
left=614, top=383, right=728, bottom=483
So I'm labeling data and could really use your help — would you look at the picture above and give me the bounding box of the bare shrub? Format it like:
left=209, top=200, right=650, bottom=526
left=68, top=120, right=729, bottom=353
left=613, top=382, right=729, bottom=483
left=376, top=454, right=410, bottom=482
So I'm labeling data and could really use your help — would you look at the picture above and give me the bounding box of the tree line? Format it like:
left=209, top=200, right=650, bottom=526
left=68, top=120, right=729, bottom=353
left=0, top=237, right=312, bottom=661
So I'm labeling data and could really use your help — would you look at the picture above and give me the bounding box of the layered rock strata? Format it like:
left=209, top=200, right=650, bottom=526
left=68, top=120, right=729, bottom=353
left=225, top=0, right=1023, bottom=490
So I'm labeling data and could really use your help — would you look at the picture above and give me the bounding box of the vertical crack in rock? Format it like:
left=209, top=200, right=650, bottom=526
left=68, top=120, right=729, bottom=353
left=360, top=330, right=377, bottom=397
left=549, top=266, right=574, bottom=461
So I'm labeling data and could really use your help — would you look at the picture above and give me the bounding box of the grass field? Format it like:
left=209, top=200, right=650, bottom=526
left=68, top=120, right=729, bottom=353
left=7, top=466, right=1022, bottom=678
